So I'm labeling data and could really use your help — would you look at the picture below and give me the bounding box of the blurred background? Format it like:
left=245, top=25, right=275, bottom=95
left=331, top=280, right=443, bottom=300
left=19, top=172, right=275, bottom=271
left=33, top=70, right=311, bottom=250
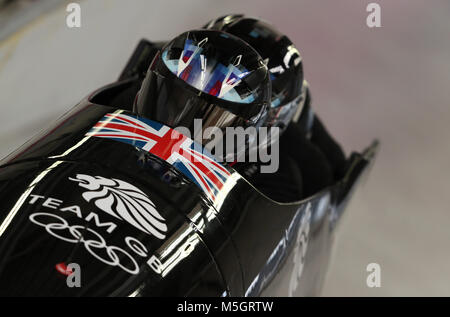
left=1, top=0, right=449, bottom=296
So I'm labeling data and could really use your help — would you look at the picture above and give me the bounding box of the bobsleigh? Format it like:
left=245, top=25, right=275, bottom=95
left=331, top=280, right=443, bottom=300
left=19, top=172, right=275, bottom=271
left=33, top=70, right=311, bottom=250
left=0, top=32, right=378, bottom=296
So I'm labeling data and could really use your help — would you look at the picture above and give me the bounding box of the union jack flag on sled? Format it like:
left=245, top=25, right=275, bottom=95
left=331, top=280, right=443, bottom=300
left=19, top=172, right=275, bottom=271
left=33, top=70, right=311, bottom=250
left=86, top=112, right=232, bottom=202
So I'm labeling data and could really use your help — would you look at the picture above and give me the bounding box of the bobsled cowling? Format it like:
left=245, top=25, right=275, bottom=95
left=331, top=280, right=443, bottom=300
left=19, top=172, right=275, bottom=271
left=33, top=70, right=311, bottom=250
left=0, top=40, right=378, bottom=297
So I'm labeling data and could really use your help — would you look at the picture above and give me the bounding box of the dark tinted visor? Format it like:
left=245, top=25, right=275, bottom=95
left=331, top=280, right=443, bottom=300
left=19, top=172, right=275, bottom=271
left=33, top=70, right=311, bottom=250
left=135, top=30, right=271, bottom=144
left=207, top=18, right=303, bottom=108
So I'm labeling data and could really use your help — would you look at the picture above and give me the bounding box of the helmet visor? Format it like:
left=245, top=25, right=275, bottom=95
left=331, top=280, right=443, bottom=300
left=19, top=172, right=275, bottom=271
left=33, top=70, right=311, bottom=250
left=135, top=30, right=271, bottom=152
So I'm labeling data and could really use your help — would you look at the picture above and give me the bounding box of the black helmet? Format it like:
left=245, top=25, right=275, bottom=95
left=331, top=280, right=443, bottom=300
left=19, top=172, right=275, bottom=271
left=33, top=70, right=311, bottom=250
left=134, top=29, right=271, bottom=158
left=204, top=15, right=305, bottom=131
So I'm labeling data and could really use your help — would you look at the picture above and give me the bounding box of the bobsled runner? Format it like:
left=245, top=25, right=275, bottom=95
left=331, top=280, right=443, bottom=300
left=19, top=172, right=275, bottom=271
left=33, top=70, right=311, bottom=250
left=0, top=15, right=378, bottom=296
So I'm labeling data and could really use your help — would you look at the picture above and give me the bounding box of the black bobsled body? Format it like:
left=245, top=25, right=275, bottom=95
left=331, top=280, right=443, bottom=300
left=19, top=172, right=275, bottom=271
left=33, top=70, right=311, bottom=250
left=0, top=40, right=377, bottom=296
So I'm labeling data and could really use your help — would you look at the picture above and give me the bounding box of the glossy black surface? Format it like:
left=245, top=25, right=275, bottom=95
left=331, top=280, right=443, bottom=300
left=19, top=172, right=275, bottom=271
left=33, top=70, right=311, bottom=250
left=0, top=40, right=377, bottom=297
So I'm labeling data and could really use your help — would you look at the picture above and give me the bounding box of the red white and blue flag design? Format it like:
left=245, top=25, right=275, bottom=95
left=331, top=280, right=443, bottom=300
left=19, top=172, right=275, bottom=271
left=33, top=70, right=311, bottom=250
left=86, top=112, right=231, bottom=202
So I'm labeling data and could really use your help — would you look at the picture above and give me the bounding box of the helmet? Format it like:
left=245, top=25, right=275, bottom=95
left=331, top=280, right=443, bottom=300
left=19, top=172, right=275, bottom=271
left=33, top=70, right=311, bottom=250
left=134, top=29, right=271, bottom=160
left=204, top=15, right=305, bottom=131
